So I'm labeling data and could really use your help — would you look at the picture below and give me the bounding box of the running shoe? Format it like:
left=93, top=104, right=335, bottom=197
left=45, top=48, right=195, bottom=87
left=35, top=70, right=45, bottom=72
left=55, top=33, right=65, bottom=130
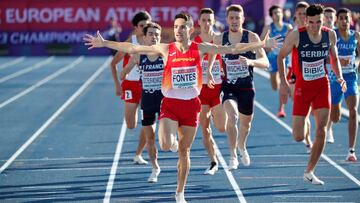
left=133, top=155, right=148, bottom=165
left=346, top=151, right=357, bottom=162
left=175, top=192, right=187, bottom=203
left=239, top=149, right=251, bottom=166
left=277, top=109, right=286, bottom=118
left=306, top=144, right=312, bottom=154
left=303, top=171, right=324, bottom=185
left=204, top=162, right=218, bottom=175
left=148, top=168, right=161, bottom=183
left=170, top=138, right=178, bottom=153
left=228, top=157, right=239, bottom=171
left=326, top=128, right=334, bottom=143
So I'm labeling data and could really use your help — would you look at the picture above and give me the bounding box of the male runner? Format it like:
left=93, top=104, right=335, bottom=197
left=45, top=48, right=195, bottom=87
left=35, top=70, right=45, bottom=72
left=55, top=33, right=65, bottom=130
left=194, top=8, right=226, bottom=175
left=278, top=4, right=347, bottom=185
left=84, top=12, right=280, bottom=202
left=327, top=8, right=359, bottom=161
left=110, top=11, right=151, bottom=165
left=120, top=22, right=164, bottom=182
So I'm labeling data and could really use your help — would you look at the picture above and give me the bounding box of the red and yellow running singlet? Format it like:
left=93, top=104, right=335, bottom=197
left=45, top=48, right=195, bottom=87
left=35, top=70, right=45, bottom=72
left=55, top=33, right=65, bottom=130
left=162, top=42, right=202, bottom=99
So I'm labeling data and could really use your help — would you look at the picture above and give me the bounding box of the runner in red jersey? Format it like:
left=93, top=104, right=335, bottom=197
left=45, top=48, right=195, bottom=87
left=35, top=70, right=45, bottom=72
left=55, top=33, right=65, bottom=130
left=278, top=4, right=346, bottom=185
left=110, top=11, right=151, bottom=165
left=193, top=8, right=226, bottom=175
left=84, top=12, right=280, bottom=202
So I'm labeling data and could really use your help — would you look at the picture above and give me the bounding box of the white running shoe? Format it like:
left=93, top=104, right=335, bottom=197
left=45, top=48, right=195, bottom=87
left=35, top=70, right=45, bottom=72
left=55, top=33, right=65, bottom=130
left=346, top=151, right=357, bottom=162
left=175, top=192, right=187, bottom=203
left=204, top=162, right=218, bottom=175
left=239, top=148, right=251, bottom=166
left=148, top=168, right=161, bottom=183
left=326, top=128, right=334, bottom=143
left=170, top=138, right=178, bottom=153
left=228, top=157, right=239, bottom=171
left=133, top=155, right=148, bottom=165
left=303, top=171, right=324, bottom=185
left=306, top=144, right=312, bottom=154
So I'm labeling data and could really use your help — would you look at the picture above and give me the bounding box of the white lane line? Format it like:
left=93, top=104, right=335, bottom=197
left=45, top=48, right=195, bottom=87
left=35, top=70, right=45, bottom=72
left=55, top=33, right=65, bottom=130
left=0, top=57, right=25, bottom=70
left=103, top=118, right=127, bottom=203
left=0, top=56, right=55, bottom=83
left=0, top=56, right=84, bottom=109
left=255, top=100, right=360, bottom=187
left=254, top=68, right=360, bottom=124
left=213, top=141, right=247, bottom=203
left=274, top=195, right=342, bottom=198
left=0, top=57, right=111, bottom=174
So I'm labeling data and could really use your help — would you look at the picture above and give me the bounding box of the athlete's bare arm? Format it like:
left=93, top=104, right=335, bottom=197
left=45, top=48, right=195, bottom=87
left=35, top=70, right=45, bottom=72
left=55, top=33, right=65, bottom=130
left=260, top=25, right=272, bottom=52
left=355, top=32, right=360, bottom=73
left=120, top=54, right=140, bottom=81
left=84, top=31, right=169, bottom=59
left=247, top=32, right=269, bottom=69
left=277, top=30, right=299, bottom=104
left=198, top=32, right=281, bottom=56
left=110, top=51, right=126, bottom=96
left=329, top=29, right=347, bottom=92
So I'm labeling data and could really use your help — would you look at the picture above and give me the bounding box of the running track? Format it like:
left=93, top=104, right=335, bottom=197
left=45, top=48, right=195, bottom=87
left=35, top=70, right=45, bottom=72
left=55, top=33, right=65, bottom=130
left=0, top=56, right=359, bottom=203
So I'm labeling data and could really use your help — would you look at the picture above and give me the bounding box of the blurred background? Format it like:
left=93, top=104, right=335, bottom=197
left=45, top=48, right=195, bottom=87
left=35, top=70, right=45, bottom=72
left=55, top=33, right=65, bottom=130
left=1, top=0, right=360, bottom=56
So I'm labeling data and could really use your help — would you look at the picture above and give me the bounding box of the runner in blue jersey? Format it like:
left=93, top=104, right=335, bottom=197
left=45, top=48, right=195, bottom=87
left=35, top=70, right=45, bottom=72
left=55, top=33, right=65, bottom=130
left=120, top=22, right=164, bottom=182
left=261, top=5, right=292, bottom=118
left=327, top=8, right=359, bottom=162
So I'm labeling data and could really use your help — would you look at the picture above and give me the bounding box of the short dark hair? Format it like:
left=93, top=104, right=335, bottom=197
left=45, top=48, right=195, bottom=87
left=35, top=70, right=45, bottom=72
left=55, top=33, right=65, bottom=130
left=143, top=22, right=162, bottom=36
left=226, top=4, right=243, bottom=17
left=306, top=4, right=324, bottom=17
left=174, top=12, right=194, bottom=28
left=336, top=7, right=351, bottom=18
left=296, top=1, right=309, bottom=11
left=199, top=8, right=214, bottom=16
left=131, top=11, right=151, bottom=27
left=324, top=7, right=336, bottom=13
left=269, top=5, right=281, bottom=17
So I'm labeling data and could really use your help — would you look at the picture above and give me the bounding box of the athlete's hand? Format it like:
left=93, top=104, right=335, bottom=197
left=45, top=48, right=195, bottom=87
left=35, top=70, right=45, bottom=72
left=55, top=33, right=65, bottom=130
left=337, top=78, right=347, bottom=93
left=115, top=83, right=122, bottom=96
left=207, top=71, right=215, bottom=89
left=280, top=81, right=290, bottom=104
left=239, top=56, right=251, bottom=67
left=84, top=31, right=105, bottom=49
left=263, top=31, right=282, bottom=49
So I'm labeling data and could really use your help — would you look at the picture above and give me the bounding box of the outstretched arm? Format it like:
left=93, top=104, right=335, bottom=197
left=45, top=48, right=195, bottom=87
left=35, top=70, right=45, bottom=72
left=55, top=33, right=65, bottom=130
left=199, top=30, right=281, bottom=55
left=84, top=31, right=163, bottom=55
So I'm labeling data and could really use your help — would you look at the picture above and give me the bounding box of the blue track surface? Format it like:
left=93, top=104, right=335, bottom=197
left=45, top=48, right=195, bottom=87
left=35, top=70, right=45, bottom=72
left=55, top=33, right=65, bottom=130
left=0, top=56, right=359, bottom=203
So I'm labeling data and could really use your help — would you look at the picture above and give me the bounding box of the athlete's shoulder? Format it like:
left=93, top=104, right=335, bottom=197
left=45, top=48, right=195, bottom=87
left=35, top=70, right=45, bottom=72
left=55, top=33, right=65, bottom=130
left=247, top=30, right=261, bottom=41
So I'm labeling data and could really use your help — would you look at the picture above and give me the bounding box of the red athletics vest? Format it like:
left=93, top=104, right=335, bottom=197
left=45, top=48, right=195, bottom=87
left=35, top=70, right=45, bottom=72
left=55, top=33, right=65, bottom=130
left=162, top=42, right=202, bottom=99
left=194, top=36, right=223, bottom=84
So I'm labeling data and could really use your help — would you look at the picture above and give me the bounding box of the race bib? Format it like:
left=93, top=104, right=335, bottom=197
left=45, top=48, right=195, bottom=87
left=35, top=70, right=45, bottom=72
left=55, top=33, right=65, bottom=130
left=202, top=59, right=221, bottom=82
left=124, top=90, right=133, bottom=100
left=339, top=55, right=355, bottom=74
left=302, top=59, right=326, bottom=81
left=225, top=59, right=249, bottom=80
left=142, top=70, right=163, bottom=91
left=171, top=66, right=197, bottom=89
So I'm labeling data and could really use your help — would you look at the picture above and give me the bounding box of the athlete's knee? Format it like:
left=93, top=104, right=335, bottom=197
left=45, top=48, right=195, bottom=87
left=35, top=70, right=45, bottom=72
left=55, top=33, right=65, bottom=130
left=201, top=126, right=212, bottom=136
left=126, top=120, right=136, bottom=129
left=214, top=122, right=226, bottom=132
left=178, top=145, right=190, bottom=159
left=348, top=107, right=358, bottom=120
left=292, top=130, right=304, bottom=142
left=159, top=137, right=172, bottom=151
left=227, top=114, right=238, bottom=127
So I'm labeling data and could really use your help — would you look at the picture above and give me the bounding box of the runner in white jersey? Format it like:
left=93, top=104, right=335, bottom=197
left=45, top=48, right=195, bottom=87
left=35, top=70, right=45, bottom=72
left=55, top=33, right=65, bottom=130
left=110, top=11, right=151, bottom=165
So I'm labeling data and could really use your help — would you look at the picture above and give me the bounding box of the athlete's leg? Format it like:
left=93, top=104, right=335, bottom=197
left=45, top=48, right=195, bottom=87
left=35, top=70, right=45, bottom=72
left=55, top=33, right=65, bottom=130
left=306, top=108, right=329, bottom=172
left=345, top=94, right=359, bottom=149
left=176, top=125, right=197, bottom=194
left=212, top=103, right=227, bottom=132
left=224, top=99, right=239, bottom=159
left=270, top=72, right=279, bottom=91
left=200, top=105, right=217, bottom=163
left=292, top=115, right=306, bottom=142
left=159, top=118, right=178, bottom=151
left=237, top=113, right=253, bottom=150
left=144, top=124, right=159, bottom=169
